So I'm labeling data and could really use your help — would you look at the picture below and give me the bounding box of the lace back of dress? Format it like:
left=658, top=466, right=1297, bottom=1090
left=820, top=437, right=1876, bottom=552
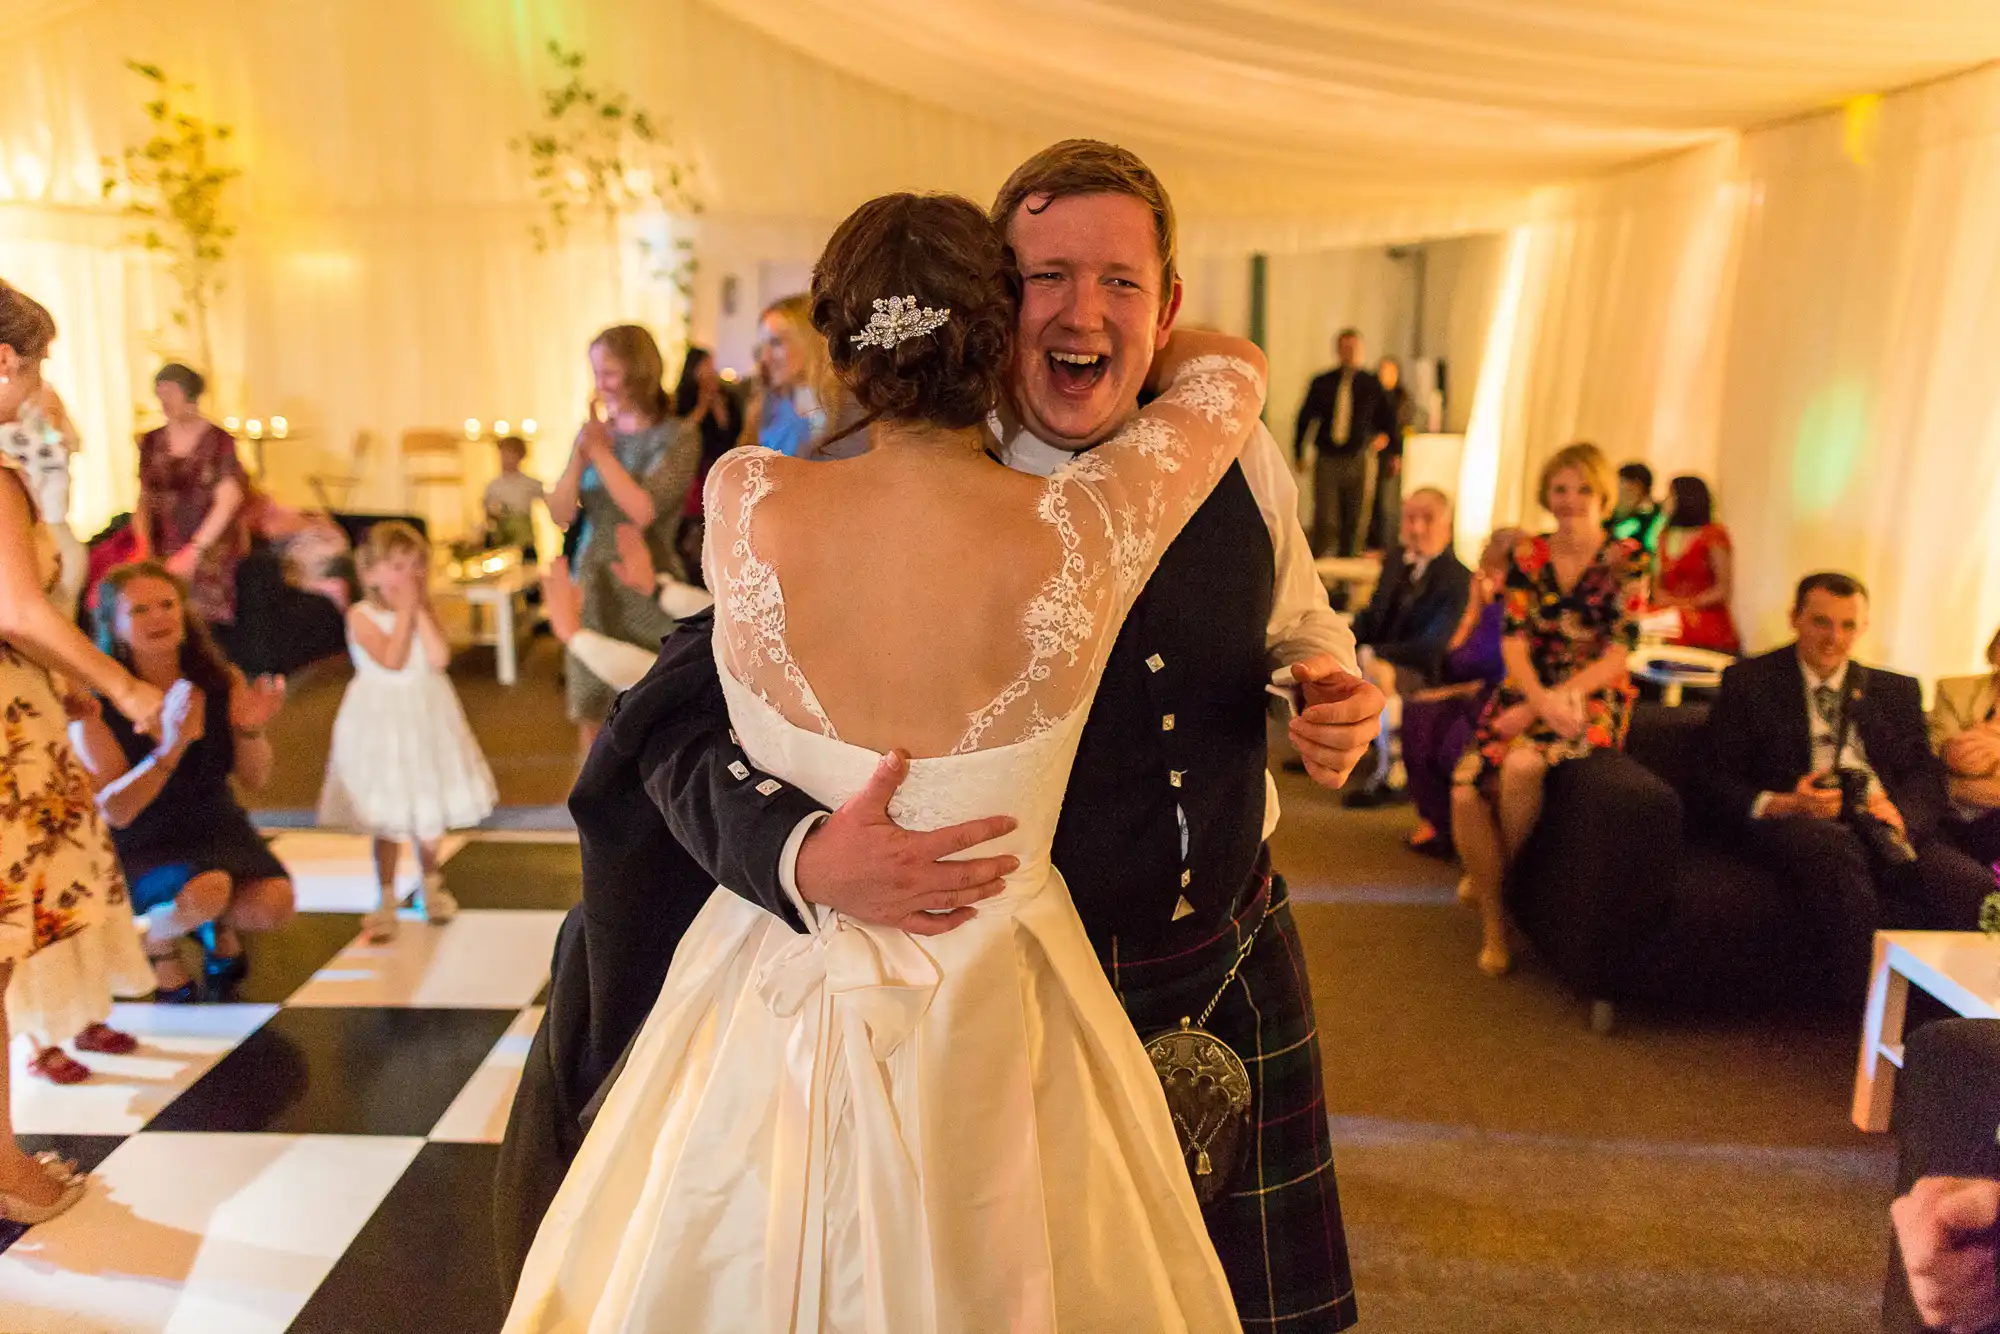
left=702, top=354, right=1262, bottom=758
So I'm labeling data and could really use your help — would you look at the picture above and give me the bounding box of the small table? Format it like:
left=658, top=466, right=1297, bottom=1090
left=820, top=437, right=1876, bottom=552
left=433, top=551, right=538, bottom=686
left=1852, top=930, right=2000, bottom=1132
left=1314, top=555, right=1381, bottom=608
left=1629, top=644, right=1733, bottom=707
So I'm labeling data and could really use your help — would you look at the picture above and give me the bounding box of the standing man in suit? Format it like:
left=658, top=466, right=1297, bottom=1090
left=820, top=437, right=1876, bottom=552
left=1342, top=486, right=1473, bottom=807
left=496, top=140, right=1386, bottom=1332
left=1295, top=328, right=1396, bottom=558
left=1702, top=572, right=1994, bottom=994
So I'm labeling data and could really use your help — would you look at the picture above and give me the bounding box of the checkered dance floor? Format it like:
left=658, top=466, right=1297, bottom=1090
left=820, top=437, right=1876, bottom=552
left=0, top=833, right=578, bottom=1334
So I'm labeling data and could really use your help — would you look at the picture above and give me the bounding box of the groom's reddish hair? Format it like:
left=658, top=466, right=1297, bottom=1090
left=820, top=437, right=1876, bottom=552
left=990, top=140, right=1178, bottom=293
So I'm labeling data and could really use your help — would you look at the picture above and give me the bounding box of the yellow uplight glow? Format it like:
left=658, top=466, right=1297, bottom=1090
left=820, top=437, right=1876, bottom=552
left=223, top=416, right=241, bottom=432
left=246, top=419, right=265, bottom=439
left=271, top=416, right=289, bottom=439
left=465, top=418, right=482, bottom=440
left=494, top=420, right=511, bottom=436
left=521, top=418, right=538, bottom=437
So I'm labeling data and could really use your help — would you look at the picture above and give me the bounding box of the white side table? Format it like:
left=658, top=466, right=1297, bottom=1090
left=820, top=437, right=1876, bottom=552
left=1629, top=644, right=1733, bottom=707
left=1852, top=930, right=2000, bottom=1132
left=433, top=553, right=538, bottom=686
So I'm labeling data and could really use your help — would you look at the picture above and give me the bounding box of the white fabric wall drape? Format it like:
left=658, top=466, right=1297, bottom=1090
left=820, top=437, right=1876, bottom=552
left=1458, top=64, right=2000, bottom=683
left=1715, top=65, right=2000, bottom=681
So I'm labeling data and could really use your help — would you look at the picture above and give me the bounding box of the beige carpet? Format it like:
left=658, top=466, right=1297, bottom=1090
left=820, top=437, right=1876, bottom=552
left=1273, top=768, right=1894, bottom=1333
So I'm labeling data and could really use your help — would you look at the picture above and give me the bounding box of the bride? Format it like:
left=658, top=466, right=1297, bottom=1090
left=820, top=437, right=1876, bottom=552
left=505, top=192, right=1265, bottom=1333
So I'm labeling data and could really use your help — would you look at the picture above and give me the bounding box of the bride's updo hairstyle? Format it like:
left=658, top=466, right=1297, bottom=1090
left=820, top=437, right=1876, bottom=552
left=809, top=193, right=1017, bottom=432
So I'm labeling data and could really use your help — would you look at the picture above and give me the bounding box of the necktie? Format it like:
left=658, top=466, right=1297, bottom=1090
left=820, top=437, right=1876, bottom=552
left=1813, top=683, right=1842, bottom=768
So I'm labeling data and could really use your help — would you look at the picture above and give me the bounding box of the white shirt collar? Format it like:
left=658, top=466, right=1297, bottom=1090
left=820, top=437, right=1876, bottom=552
left=1800, top=655, right=1849, bottom=696
left=991, top=414, right=1085, bottom=480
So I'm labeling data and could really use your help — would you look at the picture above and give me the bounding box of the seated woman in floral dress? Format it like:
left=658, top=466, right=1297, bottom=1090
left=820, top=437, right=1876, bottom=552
left=1450, top=443, right=1649, bottom=976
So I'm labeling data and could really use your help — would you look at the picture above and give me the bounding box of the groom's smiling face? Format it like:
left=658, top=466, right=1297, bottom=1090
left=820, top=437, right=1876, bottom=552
left=1007, top=191, right=1182, bottom=450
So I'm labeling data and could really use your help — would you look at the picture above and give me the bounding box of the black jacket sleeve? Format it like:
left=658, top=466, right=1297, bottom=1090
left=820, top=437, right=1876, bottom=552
left=1701, top=659, right=1766, bottom=830
left=1294, top=373, right=1330, bottom=462
left=604, top=610, right=827, bottom=933
left=1872, top=671, right=1950, bottom=845
left=1349, top=565, right=1399, bottom=647
left=1373, top=560, right=1473, bottom=682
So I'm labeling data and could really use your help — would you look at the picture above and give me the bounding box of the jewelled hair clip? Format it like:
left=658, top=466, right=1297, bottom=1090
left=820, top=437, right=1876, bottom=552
left=850, top=295, right=951, bottom=350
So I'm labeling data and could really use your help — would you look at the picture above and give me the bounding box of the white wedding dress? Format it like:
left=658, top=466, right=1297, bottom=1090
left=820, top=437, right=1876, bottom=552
left=505, top=353, right=1265, bottom=1334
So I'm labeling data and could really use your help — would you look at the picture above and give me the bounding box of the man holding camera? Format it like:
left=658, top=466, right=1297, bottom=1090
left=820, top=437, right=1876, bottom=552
left=1703, top=572, right=1995, bottom=996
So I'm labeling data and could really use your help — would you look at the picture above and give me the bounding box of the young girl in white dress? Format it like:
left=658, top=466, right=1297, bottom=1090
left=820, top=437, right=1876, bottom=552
left=318, top=521, right=495, bottom=940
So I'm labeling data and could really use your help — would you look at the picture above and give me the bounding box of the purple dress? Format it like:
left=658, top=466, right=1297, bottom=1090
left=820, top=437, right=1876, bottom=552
left=1402, top=599, right=1505, bottom=838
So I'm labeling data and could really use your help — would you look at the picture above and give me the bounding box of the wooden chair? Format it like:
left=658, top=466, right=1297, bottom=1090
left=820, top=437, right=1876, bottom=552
left=399, top=428, right=470, bottom=541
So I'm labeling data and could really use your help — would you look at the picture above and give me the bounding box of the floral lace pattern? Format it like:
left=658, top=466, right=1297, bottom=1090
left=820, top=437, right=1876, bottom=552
left=702, top=352, right=1264, bottom=756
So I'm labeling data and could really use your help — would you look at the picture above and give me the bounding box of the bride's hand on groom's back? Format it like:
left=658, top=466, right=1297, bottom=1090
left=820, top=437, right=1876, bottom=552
left=795, top=750, right=1021, bottom=936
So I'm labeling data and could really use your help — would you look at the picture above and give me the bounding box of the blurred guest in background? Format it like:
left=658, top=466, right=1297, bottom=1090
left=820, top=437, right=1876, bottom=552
left=1343, top=486, right=1472, bottom=808
left=1400, top=528, right=1521, bottom=858
left=1932, top=624, right=2000, bottom=870
left=1653, top=474, right=1740, bottom=654
left=547, top=325, right=700, bottom=753
left=1453, top=443, right=1647, bottom=976
left=1606, top=461, right=1665, bottom=555
left=1702, top=574, right=1993, bottom=996
left=1365, top=355, right=1418, bottom=553
left=483, top=435, right=546, bottom=559
left=751, top=295, right=831, bottom=458
left=1295, top=327, right=1395, bottom=558
left=74, top=563, right=293, bottom=1002
left=135, top=364, right=247, bottom=652
left=671, top=346, right=744, bottom=583
left=11, top=383, right=86, bottom=617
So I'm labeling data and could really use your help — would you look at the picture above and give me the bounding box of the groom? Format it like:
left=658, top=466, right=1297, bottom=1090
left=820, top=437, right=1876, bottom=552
left=495, top=140, right=1382, bottom=1331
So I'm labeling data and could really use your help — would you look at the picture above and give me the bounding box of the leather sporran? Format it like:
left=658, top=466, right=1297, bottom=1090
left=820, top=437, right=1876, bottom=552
left=1143, top=1019, right=1253, bottom=1207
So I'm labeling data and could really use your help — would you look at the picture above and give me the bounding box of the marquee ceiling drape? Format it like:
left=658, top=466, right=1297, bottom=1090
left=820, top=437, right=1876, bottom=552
left=696, top=0, right=2000, bottom=212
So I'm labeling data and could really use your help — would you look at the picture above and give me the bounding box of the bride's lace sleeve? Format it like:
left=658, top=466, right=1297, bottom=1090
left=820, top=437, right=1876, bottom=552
left=701, top=446, right=836, bottom=736
left=1057, top=352, right=1266, bottom=625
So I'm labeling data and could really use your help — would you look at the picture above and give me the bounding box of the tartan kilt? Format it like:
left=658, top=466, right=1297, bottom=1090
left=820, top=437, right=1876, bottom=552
left=1105, top=858, right=1358, bottom=1332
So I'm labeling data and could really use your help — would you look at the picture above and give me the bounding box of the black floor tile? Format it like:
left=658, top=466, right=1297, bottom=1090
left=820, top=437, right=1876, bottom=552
left=0, top=1134, right=127, bottom=1256
left=229, top=911, right=365, bottom=1005
left=442, top=843, right=580, bottom=912
left=147, top=1007, right=516, bottom=1136
left=288, top=1142, right=507, bottom=1334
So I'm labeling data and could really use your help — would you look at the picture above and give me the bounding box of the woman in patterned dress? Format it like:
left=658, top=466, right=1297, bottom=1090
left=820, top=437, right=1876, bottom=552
left=0, top=282, right=165, bottom=1224
left=135, top=363, right=249, bottom=654
left=1450, top=442, right=1649, bottom=977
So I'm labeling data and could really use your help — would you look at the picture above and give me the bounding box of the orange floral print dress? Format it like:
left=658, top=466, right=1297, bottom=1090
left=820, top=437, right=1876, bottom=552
left=1454, top=534, right=1649, bottom=789
left=0, top=453, right=117, bottom=964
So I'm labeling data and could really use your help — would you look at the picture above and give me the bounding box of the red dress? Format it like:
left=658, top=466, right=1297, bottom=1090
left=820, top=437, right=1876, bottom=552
left=1658, top=523, right=1740, bottom=653
left=137, top=422, right=246, bottom=625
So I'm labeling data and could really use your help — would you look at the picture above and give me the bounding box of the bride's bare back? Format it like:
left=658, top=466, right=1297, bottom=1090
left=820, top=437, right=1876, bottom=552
left=703, top=345, right=1266, bottom=759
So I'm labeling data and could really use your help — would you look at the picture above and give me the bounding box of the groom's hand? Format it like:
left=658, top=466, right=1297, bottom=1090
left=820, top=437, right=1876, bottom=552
left=1288, top=657, right=1386, bottom=790
left=794, top=750, right=1020, bottom=936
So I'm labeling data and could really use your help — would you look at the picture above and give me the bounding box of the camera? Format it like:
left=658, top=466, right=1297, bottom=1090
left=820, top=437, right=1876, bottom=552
left=1815, top=770, right=1918, bottom=866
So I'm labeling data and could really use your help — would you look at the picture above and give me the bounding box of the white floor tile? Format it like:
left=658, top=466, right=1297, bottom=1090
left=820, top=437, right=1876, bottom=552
left=9, top=1005, right=278, bottom=1138
left=285, top=909, right=562, bottom=1009
left=0, top=1131, right=422, bottom=1334
left=428, top=1005, right=543, bottom=1143
left=268, top=832, right=467, bottom=915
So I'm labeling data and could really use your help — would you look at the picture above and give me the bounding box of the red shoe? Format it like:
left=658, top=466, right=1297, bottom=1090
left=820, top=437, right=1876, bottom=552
left=27, top=1048, right=91, bottom=1085
left=75, top=1023, right=138, bottom=1056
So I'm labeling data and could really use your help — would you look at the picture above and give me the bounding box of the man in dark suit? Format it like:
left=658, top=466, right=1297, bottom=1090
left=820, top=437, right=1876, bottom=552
left=1702, top=572, right=1994, bottom=994
left=1294, top=328, right=1397, bottom=558
left=495, top=141, right=1386, bottom=1331
left=1342, top=486, right=1473, bottom=807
